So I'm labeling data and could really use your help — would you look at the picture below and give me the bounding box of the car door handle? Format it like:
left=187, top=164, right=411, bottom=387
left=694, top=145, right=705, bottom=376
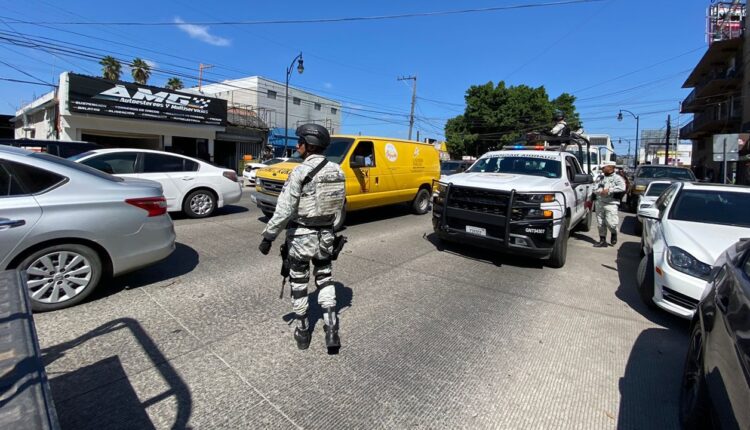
left=181, top=177, right=195, bottom=181
left=375, top=177, right=379, bottom=185
left=0, top=219, right=25, bottom=231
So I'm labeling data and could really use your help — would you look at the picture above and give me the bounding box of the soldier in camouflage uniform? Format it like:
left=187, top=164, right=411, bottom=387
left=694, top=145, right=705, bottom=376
left=258, top=124, right=346, bottom=350
left=593, top=161, right=626, bottom=248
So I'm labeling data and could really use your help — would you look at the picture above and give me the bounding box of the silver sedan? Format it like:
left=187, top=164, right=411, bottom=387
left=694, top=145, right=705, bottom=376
left=0, top=145, right=176, bottom=311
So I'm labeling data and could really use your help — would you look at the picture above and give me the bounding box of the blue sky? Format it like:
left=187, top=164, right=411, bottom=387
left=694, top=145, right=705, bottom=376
left=0, top=0, right=711, bottom=156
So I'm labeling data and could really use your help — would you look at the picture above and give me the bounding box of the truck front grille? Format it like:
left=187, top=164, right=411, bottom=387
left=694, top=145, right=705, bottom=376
left=258, top=178, right=284, bottom=194
left=447, top=186, right=510, bottom=216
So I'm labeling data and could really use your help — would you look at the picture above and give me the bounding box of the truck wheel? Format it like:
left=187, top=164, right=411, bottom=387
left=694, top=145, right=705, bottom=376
left=411, top=189, right=431, bottom=215
left=575, top=208, right=592, bottom=232
left=636, top=253, right=657, bottom=309
left=547, top=219, right=569, bottom=268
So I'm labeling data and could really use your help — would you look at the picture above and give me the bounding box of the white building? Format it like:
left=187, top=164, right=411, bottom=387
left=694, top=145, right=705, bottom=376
left=192, top=76, right=342, bottom=155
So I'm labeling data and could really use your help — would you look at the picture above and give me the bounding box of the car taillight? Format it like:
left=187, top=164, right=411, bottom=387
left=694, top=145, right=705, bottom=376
left=126, top=197, right=167, bottom=217
left=223, top=171, right=239, bottom=182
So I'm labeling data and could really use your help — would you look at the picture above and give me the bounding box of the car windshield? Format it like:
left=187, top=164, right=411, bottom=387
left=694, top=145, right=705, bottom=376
left=645, top=182, right=671, bottom=196
left=637, top=166, right=695, bottom=180
left=323, top=138, right=355, bottom=164
left=670, top=189, right=750, bottom=227
left=467, top=155, right=561, bottom=178
left=32, top=152, right=123, bottom=182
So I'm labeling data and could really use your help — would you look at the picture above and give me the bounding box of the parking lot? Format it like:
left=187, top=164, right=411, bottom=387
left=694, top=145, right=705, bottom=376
left=34, top=190, right=690, bottom=429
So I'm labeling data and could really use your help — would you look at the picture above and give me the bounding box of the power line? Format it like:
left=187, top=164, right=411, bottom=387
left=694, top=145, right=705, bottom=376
left=4, top=1, right=606, bottom=26
left=0, top=77, right=57, bottom=87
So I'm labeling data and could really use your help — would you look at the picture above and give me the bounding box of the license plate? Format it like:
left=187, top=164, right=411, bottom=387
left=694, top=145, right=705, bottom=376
left=465, top=225, right=486, bottom=236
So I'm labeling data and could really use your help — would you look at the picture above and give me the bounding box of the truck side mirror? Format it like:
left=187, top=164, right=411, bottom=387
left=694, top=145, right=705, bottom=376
left=350, top=155, right=366, bottom=168
left=573, top=173, right=593, bottom=184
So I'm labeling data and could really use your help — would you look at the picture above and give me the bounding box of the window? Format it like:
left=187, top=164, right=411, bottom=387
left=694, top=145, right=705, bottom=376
left=81, top=152, right=138, bottom=174
left=1, top=160, right=65, bottom=196
left=143, top=153, right=191, bottom=173
left=321, top=138, right=354, bottom=164
left=467, top=155, right=561, bottom=178
left=0, top=163, right=25, bottom=196
left=314, top=103, right=321, bottom=111
left=331, top=107, right=338, bottom=114
left=293, top=97, right=301, bottom=105
left=267, top=90, right=277, bottom=100
left=655, top=183, right=679, bottom=214
left=669, top=189, right=750, bottom=227
left=645, top=182, right=671, bottom=197
left=351, top=141, right=375, bottom=167
left=30, top=152, right=122, bottom=182
left=637, top=166, right=695, bottom=180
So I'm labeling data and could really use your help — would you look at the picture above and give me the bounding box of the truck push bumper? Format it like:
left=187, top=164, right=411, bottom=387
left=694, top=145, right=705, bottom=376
left=432, top=184, right=564, bottom=256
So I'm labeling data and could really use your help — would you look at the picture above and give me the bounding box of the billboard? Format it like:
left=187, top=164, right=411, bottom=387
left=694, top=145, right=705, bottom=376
left=67, top=73, right=227, bottom=126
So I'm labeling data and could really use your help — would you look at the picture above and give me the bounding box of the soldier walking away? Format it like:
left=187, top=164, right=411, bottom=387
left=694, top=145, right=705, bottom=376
left=593, top=161, right=626, bottom=248
left=258, top=124, right=346, bottom=351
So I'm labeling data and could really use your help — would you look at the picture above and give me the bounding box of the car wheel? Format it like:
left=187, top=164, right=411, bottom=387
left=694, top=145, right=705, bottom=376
left=332, top=206, right=347, bottom=232
left=183, top=189, right=216, bottom=218
left=547, top=219, right=569, bottom=268
left=19, top=244, right=103, bottom=312
left=575, top=208, right=592, bottom=232
left=411, top=188, right=431, bottom=215
left=636, top=253, right=657, bottom=309
left=679, top=322, right=712, bottom=430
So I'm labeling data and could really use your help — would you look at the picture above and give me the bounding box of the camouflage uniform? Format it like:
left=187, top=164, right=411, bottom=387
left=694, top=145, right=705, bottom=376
left=594, top=172, right=626, bottom=237
left=262, top=154, right=346, bottom=333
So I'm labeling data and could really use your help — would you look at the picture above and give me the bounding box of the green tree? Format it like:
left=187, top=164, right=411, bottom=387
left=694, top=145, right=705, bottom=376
left=99, top=56, right=122, bottom=81
left=444, top=81, right=581, bottom=157
left=130, top=58, right=151, bottom=84
left=166, top=77, right=184, bottom=90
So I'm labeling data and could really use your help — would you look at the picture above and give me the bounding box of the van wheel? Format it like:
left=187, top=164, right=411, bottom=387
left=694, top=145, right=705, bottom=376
left=333, top=206, right=347, bottom=232
left=412, top=189, right=431, bottom=215
left=547, top=219, right=569, bottom=268
left=19, top=244, right=103, bottom=311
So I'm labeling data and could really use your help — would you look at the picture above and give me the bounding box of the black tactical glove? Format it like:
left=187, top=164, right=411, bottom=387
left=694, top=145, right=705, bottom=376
left=258, top=239, right=272, bottom=255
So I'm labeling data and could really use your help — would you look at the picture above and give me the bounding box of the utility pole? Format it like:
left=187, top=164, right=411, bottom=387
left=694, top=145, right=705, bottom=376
left=198, top=63, right=213, bottom=91
left=664, top=114, right=671, bottom=165
left=398, top=75, right=417, bottom=140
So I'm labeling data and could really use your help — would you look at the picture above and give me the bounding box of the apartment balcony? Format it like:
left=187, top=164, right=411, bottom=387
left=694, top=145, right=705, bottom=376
left=682, top=37, right=743, bottom=89
left=681, top=73, right=741, bottom=113
left=680, top=109, right=742, bottom=139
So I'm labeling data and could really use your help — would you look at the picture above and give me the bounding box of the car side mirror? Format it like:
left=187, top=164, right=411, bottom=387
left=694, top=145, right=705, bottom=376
left=573, top=173, right=593, bottom=184
left=638, top=206, right=660, bottom=220
left=350, top=155, right=366, bottom=168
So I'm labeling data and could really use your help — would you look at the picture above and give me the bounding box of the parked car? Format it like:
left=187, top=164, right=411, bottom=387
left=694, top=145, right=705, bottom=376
left=679, top=238, right=750, bottom=429
left=0, top=145, right=176, bottom=311
left=637, top=182, right=750, bottom=318
left=634, top=180, right=674, bottom=235
left=627, top=165, right=695, bottom=211
left=242, top=157, right=301, bottom=186
left=440, top=160, right=473, bottom=177
left=71, top=148, right=242, bottom=218
left=0, top=138, right=101, bottom=158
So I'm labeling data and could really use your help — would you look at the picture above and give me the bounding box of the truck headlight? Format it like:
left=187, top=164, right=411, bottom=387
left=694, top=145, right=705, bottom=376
left=667, top=246, right=712, bottom=280
left=635, top=184, right=646, bottom=191
left=518, top=193, right=555, bottom=203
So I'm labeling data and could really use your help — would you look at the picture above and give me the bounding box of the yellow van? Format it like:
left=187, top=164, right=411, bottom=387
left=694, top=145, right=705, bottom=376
left=251, top=135, right=440, bottom=230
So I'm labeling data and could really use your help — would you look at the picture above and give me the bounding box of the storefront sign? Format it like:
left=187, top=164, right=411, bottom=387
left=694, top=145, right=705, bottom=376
left=68, top=73, right=227, bottom=126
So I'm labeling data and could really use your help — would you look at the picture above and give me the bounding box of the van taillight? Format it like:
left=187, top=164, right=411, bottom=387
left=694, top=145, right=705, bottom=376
left=126, top=197, right=167, bottom=217
left=223, top=171, right=239, bottom=182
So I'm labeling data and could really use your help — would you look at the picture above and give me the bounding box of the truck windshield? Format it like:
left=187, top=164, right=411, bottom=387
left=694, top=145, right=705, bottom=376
left=323, top=138, right=355, bottom=164
left=637, top=166, right=695, bottom=180
left=467, top=155, right=561, bottom=178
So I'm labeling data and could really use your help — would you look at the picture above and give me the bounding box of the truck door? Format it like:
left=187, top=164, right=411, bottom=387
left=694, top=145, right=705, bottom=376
left=566, top=156, right=587, bottom=220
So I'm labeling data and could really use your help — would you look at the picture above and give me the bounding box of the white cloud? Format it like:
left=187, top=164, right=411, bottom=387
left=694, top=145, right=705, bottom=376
left=144, top=60, right=158, bottom=70
left=174, top=17, right=231, bottom=47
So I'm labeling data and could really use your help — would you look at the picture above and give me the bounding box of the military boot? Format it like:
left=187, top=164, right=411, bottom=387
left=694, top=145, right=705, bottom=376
left=593, top=236, right=607, bottom=248
left=293, top=314, right=311, bottom=350
left=610, top=233, right=618, bottom=246
left=323, top=307, right=340, bottom=349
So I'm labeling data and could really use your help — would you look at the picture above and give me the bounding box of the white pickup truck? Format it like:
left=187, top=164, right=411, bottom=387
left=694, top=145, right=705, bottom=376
left=432, top=145, right=594, bottom=268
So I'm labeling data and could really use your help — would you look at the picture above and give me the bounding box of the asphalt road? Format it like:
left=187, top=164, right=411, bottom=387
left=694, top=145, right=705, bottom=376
left=34, top=190, right=691, bottom=429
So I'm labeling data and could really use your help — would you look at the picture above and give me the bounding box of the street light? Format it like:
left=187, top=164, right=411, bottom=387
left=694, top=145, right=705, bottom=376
left=617, top=109, right=640, bottom=167
left=284, top=52, right=304, bottom=155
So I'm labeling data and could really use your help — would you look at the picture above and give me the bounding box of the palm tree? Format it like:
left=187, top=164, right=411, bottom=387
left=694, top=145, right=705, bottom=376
left=166, top=77, right=184, bottom=90
left=99, top=56, right=122, bottom=81
left=130, top=58, right=151, bottom=84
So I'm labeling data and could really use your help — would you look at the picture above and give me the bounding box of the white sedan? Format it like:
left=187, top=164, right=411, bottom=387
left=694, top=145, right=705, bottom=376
left=71, top=148, right=242, bottom=218
left=637, top=181, right=750, bottom=318
left=634, top=180, right=674, bottom=235
left=242, top=162, right=268, bottom=187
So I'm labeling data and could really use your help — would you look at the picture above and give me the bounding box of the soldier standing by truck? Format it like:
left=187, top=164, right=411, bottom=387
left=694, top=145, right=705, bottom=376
left=593, top=161, right=626, bottom=248
left=258, top=124, right=346, bottom=351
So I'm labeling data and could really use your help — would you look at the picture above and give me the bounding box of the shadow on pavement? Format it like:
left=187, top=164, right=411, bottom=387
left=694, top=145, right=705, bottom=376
left=619, top=215, right=639, bottom=235
left=43, top=318, right=192, bottom=430
left=615, top=242, right=689, bottom=328
left=90, top=242, right=199, bottom=302
left=422, top=232, right=545, bottom=269
left=571, top=232, right=598, bottom=245
left=618, top=327, right=689, bottom=430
